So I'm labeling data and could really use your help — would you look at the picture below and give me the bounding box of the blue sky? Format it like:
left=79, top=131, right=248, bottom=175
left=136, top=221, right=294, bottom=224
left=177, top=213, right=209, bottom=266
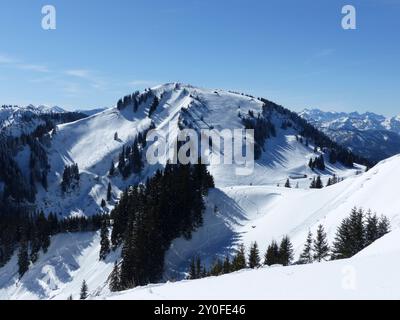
left=0, top=0, right=399, bottom=116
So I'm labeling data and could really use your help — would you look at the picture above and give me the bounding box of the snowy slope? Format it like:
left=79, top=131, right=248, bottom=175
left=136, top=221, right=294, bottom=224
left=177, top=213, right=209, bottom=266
left=164, top=154, right=400, bottom=278
left=34, top=84, right=361, bottom=216
left=103, top=229, right=400, bottom=300
left=0, top=231, right=119, bottom=300
left=1, top=154, right=399, bottom=300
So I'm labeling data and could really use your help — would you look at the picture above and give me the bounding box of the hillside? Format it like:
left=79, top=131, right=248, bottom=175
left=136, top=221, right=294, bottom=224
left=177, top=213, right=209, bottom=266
left=0, top=83, right=391, bottom=300
left=103, top=228, right=400, bottom=300
left=0, top=152, right=398, bottom=299
left=30, top=84, right=365, bottom=216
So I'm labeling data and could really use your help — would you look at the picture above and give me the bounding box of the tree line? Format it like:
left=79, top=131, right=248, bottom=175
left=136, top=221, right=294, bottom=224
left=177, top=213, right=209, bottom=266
left=0, top=204, right=105, bottom=275
left=186, top=207, right=390, bottom=281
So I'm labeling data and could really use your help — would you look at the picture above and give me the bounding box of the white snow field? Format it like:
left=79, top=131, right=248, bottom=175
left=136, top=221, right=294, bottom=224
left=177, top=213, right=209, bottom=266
left=105, top=229, right=400, bottom=300
left=0, top=84, right=399, bottom=300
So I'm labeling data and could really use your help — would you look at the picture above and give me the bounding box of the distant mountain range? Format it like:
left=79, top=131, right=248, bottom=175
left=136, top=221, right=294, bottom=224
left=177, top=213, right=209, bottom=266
left=299, top=109, right=400, bottom=162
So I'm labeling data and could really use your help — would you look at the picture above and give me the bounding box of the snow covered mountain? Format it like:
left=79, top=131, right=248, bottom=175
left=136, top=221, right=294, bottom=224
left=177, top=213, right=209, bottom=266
left=299, top=108, right=400, bottom=133
left=0, top=104, right=67, bottom=136
left=1, top=83, right=394, bottom=300
left=26, top=84, right=365, bottom=216
left=299, top=109, right=400, bottom=162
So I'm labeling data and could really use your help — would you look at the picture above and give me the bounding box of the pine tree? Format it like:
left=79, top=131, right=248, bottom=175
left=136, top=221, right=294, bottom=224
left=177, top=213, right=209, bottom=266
left=223, top=255, right=231, bottom=274
left=331, top=218, right=352, bottom=260
left=298, top=231, right=313, bottom=264
left=313, top=225, right=330, bottom=262
left=231, top=244, right=246, bottom=271
left=30, top=231, right=41, bottom=263
left=99, top=219, right=110, bottom=260
left=67, top=295, right=73, bottom=300
left=101, top=199, right=107, bottom=208
left=284, top=179, right=291, bottom=188
left=18, top=239, right=29, bottom=278
left=248, top=242, right=261, bottom=269
left=377, top=216, right=390, bottom=238
left=80, top=280, right=88, bottom=300
left=278, top=236, right=294, bottom=266
left=326, top=178, right=332, bottom=187
left=107, top=182, right=112, bottom=202
left=310, top=177, right=316, bottom=189
left=109, top=262, right=121, bottom=292
left=315, top=176, right=323, bottom=189
left=264, top=240, right=280, bottom=266
left=196, top=257, right=202, bottom=278
left=148, top=96, right=159, bottom=116
left=109, top=160, right=115, bottom=176
left=188, top=258, right=197, bottom=280
left=365, top=210, right=379, bottom=246
left=210, top=259, right=223, bottom=276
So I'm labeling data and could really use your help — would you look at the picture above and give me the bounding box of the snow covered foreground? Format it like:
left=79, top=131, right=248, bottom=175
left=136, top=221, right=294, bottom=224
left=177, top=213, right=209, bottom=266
left=105, top=230, right=400, bottom=300
left=1, top=154, right=400, bottom=300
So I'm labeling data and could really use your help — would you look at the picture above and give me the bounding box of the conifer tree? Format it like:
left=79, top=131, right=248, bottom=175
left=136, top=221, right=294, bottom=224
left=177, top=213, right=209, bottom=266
left=188, top=258, right=197, bottom=280
left=99, top=219, right=110, bottom=260
left=196, top=257, right=202, bottom=278
left=30, top=231, right=41, bottom=263
left=223, top=255, right=231, bottom=274
left=248, top=242, right=261, bottom=269
left=107, top=182, right=112, bottom=202
left=80, top=280, right=88, bottom=300
left=298, top=231, right=313, bottom=264
left=148, top=96, right=160, bottom=116
left=210, top=259, right=223, bottom=276
left=313, top=225, right=330, bottom=262
left=331, top=218, right=352, bottom=260
left=348, top=208, right=366, bottom=254
left=315, top=176, right=323, bottom=189
left=109, top=160, right=115, bottom=176
left=279, top=236, right=294, bottom=266
left=264, top=240, right=280, bottom=266
left=284, top=179, right=291, bottom=188
left=109, top=262, right=121, bottom=292
left=231, top=244, right=246, bottom=271
left=310, top=177, right=316, bottom=189
left=365, top=210, right=379, bottom=246
left=377, top=216, right=390, bottom=238
left=18, top=239, right=29, bottom=278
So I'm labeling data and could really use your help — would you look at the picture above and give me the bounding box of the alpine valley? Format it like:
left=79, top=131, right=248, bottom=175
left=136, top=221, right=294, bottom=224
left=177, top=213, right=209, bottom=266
left=0, top=84, right=399, bottom=300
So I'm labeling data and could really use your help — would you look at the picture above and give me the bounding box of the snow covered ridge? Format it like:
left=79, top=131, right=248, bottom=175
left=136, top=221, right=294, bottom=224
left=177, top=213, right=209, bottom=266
left=0, top=104, right=66, bottom=136
left=25, top=83, right=368, bottom=216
